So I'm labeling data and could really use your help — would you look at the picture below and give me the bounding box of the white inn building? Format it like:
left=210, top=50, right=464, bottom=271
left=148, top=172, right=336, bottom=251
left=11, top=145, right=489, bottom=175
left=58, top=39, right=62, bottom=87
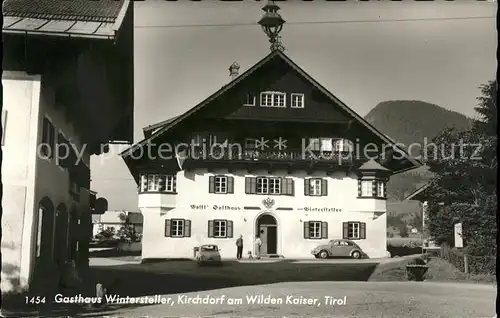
left=120, top=3, right=420, bottom=261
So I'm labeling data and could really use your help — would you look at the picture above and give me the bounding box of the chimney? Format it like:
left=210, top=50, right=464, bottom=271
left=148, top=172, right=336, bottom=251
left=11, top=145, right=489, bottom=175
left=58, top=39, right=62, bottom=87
left=229, top=62, right=240, bottom=81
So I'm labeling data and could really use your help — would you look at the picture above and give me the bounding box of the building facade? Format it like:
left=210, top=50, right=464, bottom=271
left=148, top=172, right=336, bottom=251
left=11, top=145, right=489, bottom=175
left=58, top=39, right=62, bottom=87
left=1, top=0, right=134, bottom=292
left=121, top=49, right=421, bottom=261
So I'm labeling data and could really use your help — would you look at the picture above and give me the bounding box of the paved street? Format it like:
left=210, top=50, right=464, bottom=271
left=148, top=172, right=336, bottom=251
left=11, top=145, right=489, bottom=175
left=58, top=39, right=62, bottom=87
left=89, top=281, right=496, bottom=318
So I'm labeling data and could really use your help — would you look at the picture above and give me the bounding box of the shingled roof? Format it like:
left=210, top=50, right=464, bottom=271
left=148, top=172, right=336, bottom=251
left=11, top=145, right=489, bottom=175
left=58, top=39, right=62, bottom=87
left=2, top=0, right=129, bottom=39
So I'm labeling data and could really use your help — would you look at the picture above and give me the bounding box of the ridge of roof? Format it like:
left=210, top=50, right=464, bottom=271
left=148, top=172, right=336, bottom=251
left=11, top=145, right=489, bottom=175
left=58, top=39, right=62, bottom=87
left=121, top=50, right=422, bottom=173
left=404, top=184, right=430, bottom=201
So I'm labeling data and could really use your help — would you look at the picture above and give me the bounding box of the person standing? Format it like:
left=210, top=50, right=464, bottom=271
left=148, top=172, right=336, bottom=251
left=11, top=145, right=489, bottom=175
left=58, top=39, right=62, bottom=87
left=254, top=235, right=262, bottom=259
left=236, top=235, right=243, bottom=260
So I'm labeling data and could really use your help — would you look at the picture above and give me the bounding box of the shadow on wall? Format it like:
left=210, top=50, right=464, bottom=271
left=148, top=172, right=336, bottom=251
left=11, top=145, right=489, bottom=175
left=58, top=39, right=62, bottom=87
left=1, top=242, right=22, bottom=293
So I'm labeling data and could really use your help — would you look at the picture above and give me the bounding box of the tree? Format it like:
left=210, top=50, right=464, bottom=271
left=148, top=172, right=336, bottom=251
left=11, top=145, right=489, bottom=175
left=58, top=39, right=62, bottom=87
left=399, top=224, right=409, bottom=238
left=97, top=227, right=115, bottom=240
left=117, top=212, right=139, bottom=243
left=424, top=81, right=497, bottom=255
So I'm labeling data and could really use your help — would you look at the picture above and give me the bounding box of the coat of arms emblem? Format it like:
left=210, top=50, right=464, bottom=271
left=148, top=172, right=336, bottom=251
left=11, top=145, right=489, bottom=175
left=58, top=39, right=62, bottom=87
left=262, top=197, right=275, bottom=209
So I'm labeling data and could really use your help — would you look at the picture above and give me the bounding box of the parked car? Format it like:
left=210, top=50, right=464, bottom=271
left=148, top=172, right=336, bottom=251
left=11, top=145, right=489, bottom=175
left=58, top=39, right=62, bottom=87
left=196, top=244, right=222, bottom=266
left=311, top=239, right=366, bottom=259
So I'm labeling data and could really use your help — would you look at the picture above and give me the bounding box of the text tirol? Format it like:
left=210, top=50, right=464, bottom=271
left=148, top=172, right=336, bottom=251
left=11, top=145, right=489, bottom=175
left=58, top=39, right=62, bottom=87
left=190, top=205, right=241, bottom=211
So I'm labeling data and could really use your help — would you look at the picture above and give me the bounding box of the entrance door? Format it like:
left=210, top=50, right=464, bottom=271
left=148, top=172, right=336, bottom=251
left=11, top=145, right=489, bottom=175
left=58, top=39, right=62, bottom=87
left=256, top=214, right=278, bottom=256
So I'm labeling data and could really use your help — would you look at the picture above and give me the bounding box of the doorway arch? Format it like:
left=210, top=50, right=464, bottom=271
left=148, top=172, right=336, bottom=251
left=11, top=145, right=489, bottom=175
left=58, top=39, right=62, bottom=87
left=256, top=213, right=278, bottom=256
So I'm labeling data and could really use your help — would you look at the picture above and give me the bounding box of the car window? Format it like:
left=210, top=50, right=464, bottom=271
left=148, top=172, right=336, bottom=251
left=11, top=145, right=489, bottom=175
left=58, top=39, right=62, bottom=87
left=201, top=246, right=217, bottom=252
left=344, top=241, right=353, bottom=246
left=332, top=241, right=340, bottom=246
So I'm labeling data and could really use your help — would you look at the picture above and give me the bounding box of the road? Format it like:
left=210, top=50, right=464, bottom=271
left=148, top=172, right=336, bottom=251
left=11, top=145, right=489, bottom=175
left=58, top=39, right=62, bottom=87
left=91, top=281, right=496, bottom=318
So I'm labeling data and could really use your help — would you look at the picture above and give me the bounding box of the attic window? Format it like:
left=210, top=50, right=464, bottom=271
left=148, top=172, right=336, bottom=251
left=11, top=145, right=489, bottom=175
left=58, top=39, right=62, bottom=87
left=243, top=93, right=256, bottom=106
left=260, top=92, right=286, bottom=107
left=291, top=93, right=304, bottom=108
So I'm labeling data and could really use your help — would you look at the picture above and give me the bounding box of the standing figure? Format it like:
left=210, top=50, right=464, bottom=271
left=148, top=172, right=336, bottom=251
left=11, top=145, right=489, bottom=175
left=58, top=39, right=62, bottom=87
left=236, top=235, right=244, bottom=260
left=254, top=235, right=262, bottom=259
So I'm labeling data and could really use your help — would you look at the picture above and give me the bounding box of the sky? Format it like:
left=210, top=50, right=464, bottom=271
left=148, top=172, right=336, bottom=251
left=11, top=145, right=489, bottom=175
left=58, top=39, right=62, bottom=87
left=90, top=0, right=497, bottom=212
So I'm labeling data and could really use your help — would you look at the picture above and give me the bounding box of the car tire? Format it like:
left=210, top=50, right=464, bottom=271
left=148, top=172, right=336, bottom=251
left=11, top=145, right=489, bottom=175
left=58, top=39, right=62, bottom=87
left=318, top=250, right=329, bottom=259
left=351, top=251, right=361, bottom=259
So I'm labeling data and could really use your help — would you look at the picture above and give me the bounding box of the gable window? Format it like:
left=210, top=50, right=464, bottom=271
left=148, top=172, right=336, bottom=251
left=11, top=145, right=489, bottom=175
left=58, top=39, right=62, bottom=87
left=303, top=221, right=328, bottom=239
left=260, top=92, right=286, bottom=107
left=243, top=93, right=256, bottom=106
left=246, top=177, right=293, bottom=195
left=208, top=219, right=233, bottom=238
left=291, top=93, right=304, bottom=108
left=343, top=222, right=366, bottom=240
left=308, top=138, right=333, bottom=152
left=41, top=117, right=56, bottom=158
left=140, top=174, right=177, bottom=193
left=304, top=178, right=328, bottom=196
left=209, top=175, right=234, bottom=194
left=165, top=219, right=191, bottom=238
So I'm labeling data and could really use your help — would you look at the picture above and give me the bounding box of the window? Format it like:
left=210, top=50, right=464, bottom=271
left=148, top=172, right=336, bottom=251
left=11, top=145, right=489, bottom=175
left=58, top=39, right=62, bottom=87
left=303, top=221, right=328, bottom=239
left=165, top=219, right=191, bottom=238
left=308, top=138, right=332, bottom=152
left=256, top=177, right=281, bottom=194
left=260, top=92, right=286, bottom=107
left=244, top=138, right=257, bottom=150
left=56, top=132, right=69, bottom=167
left=291, top=93, right=304, bottom=108
left=1, top=110, right=7, bottom=146
left=208, top=219, right=233, bottom=238
left=304, top=178, right=328, bottom=196
left=334, top=139, right=353, bottom=152
left=246, top=177, right=293, bottom=195
left=376, top=180, right=385, bottom=197
left=209, top=175, right=234, bottom=194
left=140, top=174, right=177, bottom=193
left=343, top=222, right=366, bottom=240
left=41, top=117, right=56, bottom=158
left=243, top=93, right=256, bottom=106
left=360, top=180, right=372, bottom=197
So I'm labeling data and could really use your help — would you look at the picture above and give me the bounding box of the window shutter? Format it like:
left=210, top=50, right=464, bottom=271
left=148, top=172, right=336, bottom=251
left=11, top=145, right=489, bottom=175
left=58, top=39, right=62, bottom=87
left=164, top=219, right=171, bottom=237
left=357, top=180, right=362, bottom=197
left=304, top=179, right=311, bottom=196
left=245, top=177, right=256, bottom=194
left=209, top=176, right=215, bottom=193
left=288, top=178, right=294, bottom=196
left=172, top=175, right=177, bottom=192
left=360, top=222, right=366, bottom=239
left=227, top=220, right=233, bottom=238
left=227, top=177, right=234, bottom=194
left=321, top=179, right=328, bottom=196
left=140, top=174, right=148, bottom=192
left=321, top=222, right=328, bottom=239
left=184, top=220, right=191, bottom=237
left=372, top=180, right=377, bottom=197
left=342, top=222, right=349, bottom=239
left=208, top=220, right=214, bottom=238
left=303, top=221, right=310, bottom=239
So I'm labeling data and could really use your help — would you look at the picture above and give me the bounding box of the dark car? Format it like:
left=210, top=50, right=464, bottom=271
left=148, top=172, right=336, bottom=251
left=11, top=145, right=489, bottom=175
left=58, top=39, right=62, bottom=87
left=311, top=239, right=365, bottom=259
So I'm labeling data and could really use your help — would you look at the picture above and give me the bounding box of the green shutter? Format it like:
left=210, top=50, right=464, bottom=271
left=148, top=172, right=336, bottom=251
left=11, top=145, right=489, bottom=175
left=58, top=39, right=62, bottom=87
left=288, top=178, right=294, bottom=196
left=304, top=179, right=310, bottom=196
left=141, top=174, right=148, bottom=193
left=245, top=177, right=256, bottom=194
left=360, top=222, right=366, bottom=239
left=184, top=220, right=191, bottom=237
left=321, top=222, right=328, bottom=239
left=172, top=175, right=177, bottom=192
left=372, top=180, right=377, bottom=197
left=165, top=219, right=171, bottom=237
left=357, top=180, right=361, bottom=197
left=159, top=176, right=166, bottom=192
left=208, top=220, right=214, bottom=237
left=342, top=222, right=349, bottom=239
left=209, top=176, right=215, bottom=193
left=303, top=221, right=310, bottom=239
left=227, top=220, right=233, bottom=238
left=321, top=179, right=328, bottom=196
left=227, top=177, right=234, bottom=194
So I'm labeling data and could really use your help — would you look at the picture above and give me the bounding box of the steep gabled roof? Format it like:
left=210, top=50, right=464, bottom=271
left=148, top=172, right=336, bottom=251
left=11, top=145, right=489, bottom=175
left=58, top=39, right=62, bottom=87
left=2, top=0, right=129, bottom=39
left=404, top=184, right=430, bottom=201
left=142, top=115, right=182, bottom=138
left=121, top=50, right=422, bottom=173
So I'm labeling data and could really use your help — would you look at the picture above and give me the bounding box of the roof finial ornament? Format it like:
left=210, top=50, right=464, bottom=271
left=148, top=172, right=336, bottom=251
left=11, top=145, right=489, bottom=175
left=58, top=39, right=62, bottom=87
left=258, top=0, right=286, bottom=52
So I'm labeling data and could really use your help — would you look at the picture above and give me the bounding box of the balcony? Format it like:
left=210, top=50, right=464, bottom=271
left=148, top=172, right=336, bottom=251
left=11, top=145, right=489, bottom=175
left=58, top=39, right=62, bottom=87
left=183, top=148, right=355, bottom=171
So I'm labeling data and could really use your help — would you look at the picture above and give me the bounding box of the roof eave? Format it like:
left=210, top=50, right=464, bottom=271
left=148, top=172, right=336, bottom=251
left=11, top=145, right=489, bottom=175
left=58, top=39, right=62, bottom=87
left=2, top=28, right=115, bottom=40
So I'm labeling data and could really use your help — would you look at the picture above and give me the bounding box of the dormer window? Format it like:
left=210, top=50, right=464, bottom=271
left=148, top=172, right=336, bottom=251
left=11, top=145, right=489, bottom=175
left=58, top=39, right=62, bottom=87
left=291, top=93, right=304, bottom=108
left=243, top=93, right=256, bottom=106
left=357, top=178, right=387, bottom=199
left=260, top=91, right=285, bottom=107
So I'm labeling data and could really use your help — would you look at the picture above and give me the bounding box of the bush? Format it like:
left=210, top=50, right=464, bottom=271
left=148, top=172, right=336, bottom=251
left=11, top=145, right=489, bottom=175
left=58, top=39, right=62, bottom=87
left=443, top=248, right=496, bottom=275
left=387, top=238, right=423, bottom=257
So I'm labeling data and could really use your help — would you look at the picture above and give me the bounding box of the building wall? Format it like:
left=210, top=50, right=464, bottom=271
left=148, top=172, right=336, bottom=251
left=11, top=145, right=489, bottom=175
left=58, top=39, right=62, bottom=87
left=1, top=71, right=92, bottom=292
left=1, top=73, right=41, bottom=292
left=139, top=169, right=388, bottom=260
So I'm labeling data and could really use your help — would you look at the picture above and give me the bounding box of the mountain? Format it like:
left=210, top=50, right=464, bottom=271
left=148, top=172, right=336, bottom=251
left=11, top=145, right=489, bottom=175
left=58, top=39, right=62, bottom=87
left=364, top=100, right=473, bottom=201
